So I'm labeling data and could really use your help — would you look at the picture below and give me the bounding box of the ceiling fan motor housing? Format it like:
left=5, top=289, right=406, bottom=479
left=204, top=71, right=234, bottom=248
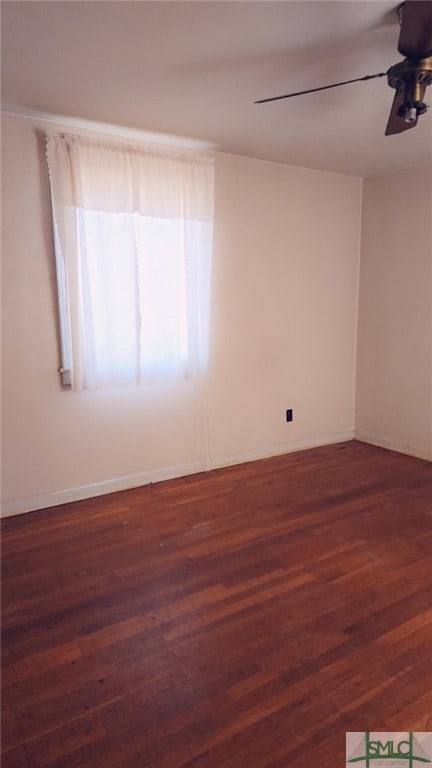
left=387, top=57, right=432, bottom=117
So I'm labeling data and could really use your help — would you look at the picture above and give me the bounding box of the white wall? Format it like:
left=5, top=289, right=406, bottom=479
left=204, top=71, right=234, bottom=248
left=209, top=152, right=361, bottom=459
left=356, top=164, right=432, bottom=460
left=1, top=112, right=362, bottom=515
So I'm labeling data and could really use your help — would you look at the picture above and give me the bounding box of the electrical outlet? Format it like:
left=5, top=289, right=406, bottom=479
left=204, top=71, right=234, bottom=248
left=286, top=409, right=293, bottom=422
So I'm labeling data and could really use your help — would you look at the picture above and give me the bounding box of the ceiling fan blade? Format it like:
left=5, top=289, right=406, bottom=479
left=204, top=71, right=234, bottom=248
left=398, top=0, right=432, bottom=59
left=254, top=72, right=386, bottom=104
left=385, top=89, right=418, bottom=134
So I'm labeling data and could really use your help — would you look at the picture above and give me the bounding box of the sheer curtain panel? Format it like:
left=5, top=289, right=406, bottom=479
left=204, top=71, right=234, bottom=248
left=46, top=133, right=214, bottom=391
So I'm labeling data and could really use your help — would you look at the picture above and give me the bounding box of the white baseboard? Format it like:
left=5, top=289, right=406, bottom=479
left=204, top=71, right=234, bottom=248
left=0, top=462, right=204, bottom=518
left=210, top=430, right=354, bottom=470
left=355, top=429, right=432, bottom=462
left=0, top=430, right=354, bottom=518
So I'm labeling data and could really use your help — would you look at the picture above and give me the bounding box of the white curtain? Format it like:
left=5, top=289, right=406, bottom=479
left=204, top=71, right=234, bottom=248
left=46, top=133, right=214, bottom=391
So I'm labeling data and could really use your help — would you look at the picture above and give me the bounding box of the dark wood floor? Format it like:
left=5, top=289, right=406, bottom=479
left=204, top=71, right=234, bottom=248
left=2, top=440, right=432, bottom=768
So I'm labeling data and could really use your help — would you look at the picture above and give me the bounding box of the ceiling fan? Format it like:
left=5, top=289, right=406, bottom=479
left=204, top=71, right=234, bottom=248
left=255, top=0, right=432, bottom=135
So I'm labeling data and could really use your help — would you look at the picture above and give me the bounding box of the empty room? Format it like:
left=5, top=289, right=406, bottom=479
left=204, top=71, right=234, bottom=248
left=1, top=1, right=431, bottom=766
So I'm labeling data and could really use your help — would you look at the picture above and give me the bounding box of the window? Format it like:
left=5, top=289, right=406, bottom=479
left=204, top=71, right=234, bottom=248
left=46, top=134, right=214, bottom=390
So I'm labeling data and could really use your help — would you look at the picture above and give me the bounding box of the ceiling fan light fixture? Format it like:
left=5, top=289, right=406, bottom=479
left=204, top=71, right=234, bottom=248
left=396, top=81, right=428, bottom=123
left=404, top=105, right=418, bottom=123
left=387, top=57, right=432, bottom=128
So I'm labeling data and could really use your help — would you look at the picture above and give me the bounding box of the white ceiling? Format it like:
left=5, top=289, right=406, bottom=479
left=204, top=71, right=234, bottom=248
left=2, top=0, right=432, bottom=177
